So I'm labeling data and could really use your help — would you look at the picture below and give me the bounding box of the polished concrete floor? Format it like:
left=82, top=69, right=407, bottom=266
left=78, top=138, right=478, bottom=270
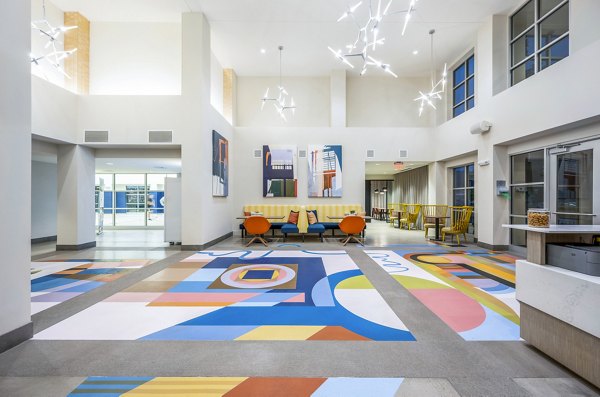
left=6, top=222, right=597, bottom=396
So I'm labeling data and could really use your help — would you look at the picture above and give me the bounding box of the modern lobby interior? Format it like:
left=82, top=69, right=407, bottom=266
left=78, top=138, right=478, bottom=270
left=1, top=0, right=600, bottom=396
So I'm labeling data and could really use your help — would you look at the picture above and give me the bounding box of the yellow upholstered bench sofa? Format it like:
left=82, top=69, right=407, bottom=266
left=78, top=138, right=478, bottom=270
left=240, top=204, right=364, bottom=236
left=242, top=204, right=307, bottom=233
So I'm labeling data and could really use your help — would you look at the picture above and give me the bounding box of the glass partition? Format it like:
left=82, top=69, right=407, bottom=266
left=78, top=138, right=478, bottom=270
left=95, top=173, right=177, bottom=227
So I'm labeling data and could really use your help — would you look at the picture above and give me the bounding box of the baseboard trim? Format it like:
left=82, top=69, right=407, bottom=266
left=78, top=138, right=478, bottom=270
left=181, top=232, right=233, bottom=251
left=0, top=322, right=33, bottom=354
left=31, top=235, right=57, bottom=244
left=477, top=242, right=509, bottom=251
left=56, top=241, right=97, bottom=251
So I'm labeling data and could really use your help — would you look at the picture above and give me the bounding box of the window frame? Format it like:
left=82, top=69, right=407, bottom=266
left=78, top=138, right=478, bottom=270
left=451, top=163, right=475, bottom=227
left=451, top=53, right=476, bottom=118
left=509, top=0, right=570, bottom=86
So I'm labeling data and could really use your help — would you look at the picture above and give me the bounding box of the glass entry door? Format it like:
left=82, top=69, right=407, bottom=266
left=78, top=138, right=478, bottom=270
left=549, top=141, right=600, bottom=225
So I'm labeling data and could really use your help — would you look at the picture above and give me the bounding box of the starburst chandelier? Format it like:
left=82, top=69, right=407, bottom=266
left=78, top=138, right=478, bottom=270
left=30, top=0, right=78, bottom=79
left=328, top=0, right=421, bottom=77
left=414, top=29, right=447, bottom=116
left=260, top=46, right=296, bottom=122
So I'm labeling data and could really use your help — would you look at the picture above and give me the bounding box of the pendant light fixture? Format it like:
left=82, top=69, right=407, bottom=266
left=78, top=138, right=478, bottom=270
left=31, top=0, right=78, bottom=79
left=414, top=29, right=447, bottom=116
left=260, top=46, right=296, bottom=121
left=327, top=0, right=421, bottom=78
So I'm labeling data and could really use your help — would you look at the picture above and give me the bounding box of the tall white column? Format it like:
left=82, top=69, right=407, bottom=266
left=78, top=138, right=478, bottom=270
left=180, top=12, right=212, bottom=249
left=0, top=0, right=32, bottom=347
left=57, top=145, right=96, bottom=249
left=427, top=161, right=446, bottom=204
left=330, top=69, right=346, bottom=127
left=476, top=144, right=510, bottom=248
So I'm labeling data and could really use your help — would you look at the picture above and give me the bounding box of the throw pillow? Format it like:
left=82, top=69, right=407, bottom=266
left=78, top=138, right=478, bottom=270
left=288, top=210, right=299, bottom=224
left=307, top=210, right=318, bottom=225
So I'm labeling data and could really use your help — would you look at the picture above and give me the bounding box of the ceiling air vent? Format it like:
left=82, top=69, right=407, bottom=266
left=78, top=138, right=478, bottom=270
left=399, top=149, right=408, bottom=158
left=149, top=130, right=173, bottom=143
left=253, top=149, right=262, bottom=158
left=366, top=149, right=375, bottom=158
left=298, top=149, right=307, bottom=158
left=84, top=130, right=108, bottom=143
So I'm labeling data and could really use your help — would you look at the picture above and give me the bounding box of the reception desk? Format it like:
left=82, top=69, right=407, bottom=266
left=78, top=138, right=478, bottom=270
left=503, top=224, right=600, bottom=387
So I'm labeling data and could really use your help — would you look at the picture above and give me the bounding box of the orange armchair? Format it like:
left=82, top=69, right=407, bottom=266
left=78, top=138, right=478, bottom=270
left=243, top=216, right=271, bottom=247
left=339, top=216, right=366, bottom=246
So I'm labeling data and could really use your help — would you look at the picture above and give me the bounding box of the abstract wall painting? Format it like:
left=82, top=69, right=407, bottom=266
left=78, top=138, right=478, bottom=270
left=263, top=145, right=298, bottom=197
left=212, top=130, right=228, bottom=197
left=308, top=144, right=343, bottom=198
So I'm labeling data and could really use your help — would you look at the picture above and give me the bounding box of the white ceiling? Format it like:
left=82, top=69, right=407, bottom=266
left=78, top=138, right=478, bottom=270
left=365, top=161, right=430, bottom=176
left=96, top=158, right=181, bottom=174
left=50, top=0, right=523, bottom=76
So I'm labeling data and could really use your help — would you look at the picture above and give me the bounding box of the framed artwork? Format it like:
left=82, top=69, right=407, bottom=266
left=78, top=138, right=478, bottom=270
left=263, top=145, right=298, bottom=197
left=308, top=144, right=343, bottom=197
left=212, top=130, right=228, bottom=197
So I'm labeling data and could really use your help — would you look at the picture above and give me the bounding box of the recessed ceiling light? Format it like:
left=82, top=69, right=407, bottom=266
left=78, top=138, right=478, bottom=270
left=105, top=162, right=113, bottom=165
left=412, top=50, right=419, bottom=55
left=375, top=163, right=381, bottom=165
left=260, top=49, right=266, bottom=54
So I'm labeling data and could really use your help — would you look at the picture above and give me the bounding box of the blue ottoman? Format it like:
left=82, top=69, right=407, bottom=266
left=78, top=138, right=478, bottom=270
left=307, top=223, right=326, bottom=242
left=281, top=224, right=299, bottom=242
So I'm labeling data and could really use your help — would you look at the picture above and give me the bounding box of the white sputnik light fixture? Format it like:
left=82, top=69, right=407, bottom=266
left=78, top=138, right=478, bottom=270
left=414, top=29, right=447, bottom=116
left=260, top=46, right=296, bottom=122
left=30, top=0, right=78, bottom=79
left=328, top=0, right=420, bottom=77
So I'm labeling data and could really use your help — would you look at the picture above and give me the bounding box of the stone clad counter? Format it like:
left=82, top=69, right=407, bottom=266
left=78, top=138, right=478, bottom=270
left=502, top=224, right=600, bottom=387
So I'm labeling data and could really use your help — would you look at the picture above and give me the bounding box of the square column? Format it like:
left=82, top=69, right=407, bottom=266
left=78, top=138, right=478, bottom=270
left=476, top=144, right=510, bottom=249
left=0, top=0, right=32, bottom=349
left=57, top=145, right=96, bottom=250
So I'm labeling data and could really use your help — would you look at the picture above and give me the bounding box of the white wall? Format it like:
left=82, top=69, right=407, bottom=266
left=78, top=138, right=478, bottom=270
left=347, top=76, right=432, bottom=127
left=0, top=0, right=32, bottom=337
left=211, top=52, right=224, bottom=115
left=236, top=76, right=330, bottom=127
left=32, top=76, right=78, bottom=143
left=32, top=161, right=58, bottom=239
left=232, top=126, right=434, bottom=230
left=90, top=22, right=181, bottom=95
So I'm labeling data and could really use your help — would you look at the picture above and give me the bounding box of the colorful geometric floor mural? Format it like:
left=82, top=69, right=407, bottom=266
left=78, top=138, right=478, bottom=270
left=34, top=251, right=414, bottom=341
left=31, top=259, right=153, bottom=315
left=67, top=377, right=407, bottom=397
left=366, top=247, right=520, bottom=341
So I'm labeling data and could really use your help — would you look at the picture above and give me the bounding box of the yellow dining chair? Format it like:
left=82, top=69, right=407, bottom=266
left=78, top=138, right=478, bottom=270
left=422, top=205, right=449, bottom=238
left=399, top=204, right=421, bottom=230
left=441, top=206, right=473, bottom=244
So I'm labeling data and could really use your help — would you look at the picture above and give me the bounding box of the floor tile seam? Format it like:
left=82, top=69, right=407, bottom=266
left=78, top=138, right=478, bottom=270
left=0, top=366, right=573, bottom=380
left=32, top=251, right=194, bottom=334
